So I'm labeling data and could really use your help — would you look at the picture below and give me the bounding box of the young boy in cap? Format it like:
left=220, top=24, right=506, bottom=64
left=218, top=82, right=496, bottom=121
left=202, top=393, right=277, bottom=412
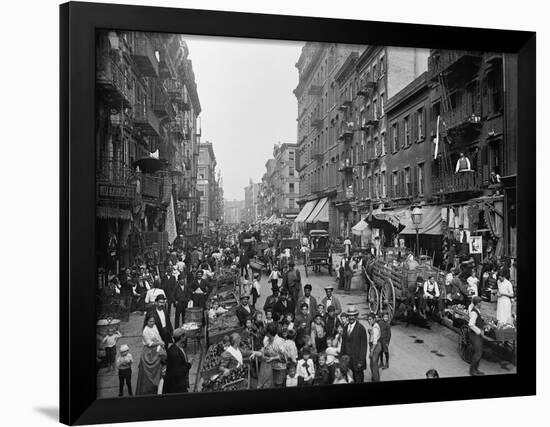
left=116, top=344, right=133, bottom=396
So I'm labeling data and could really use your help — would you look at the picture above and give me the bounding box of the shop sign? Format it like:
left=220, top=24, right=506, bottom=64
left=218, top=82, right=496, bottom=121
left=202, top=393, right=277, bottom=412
left=98, top=183, right=135, bottom=199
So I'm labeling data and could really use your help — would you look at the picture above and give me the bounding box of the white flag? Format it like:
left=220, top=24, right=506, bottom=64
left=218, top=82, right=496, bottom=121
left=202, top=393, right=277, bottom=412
left=165, top=194, right=177, bottom=244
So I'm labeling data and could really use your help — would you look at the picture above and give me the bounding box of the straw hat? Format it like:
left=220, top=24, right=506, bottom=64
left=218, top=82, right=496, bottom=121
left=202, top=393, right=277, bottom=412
left=345, top=305, right=359, bottom=316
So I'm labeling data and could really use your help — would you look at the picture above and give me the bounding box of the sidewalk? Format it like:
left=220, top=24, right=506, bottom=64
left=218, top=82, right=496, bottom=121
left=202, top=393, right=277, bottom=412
left=96, top=310, right=203, bottom=399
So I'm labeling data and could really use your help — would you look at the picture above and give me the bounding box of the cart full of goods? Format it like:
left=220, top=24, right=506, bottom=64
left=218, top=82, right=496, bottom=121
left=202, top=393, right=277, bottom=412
left=445, top=303, right=516, bottom=364
left=364, top=255, right=447, bottom=321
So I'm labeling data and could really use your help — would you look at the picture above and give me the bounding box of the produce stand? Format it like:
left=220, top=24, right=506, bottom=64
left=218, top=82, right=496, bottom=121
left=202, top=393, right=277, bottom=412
left=444, top=305, right=516, bottom=364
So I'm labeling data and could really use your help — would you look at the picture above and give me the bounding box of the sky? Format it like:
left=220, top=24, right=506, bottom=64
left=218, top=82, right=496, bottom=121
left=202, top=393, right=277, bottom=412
left=184, top=35, right=302, bottom=200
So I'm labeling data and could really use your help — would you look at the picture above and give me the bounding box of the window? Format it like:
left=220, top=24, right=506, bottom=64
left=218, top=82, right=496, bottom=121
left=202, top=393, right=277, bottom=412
left=374, top=173, right=379, bottom=198
left=367, top=176, right=372, bottom=199
left=374, top=135, right=379, bottom=157
left=373, top=63, right=377, bottom=80
left=404, top=116, right=410, bottom=146
left=289, top=183, right=295, bottom=194
left=381, top=171, right=386, bottom=197
left=289, top=166, right=295, bottom=177
left=392, top=171, right=398, bottom=198
left=381, top=131, right=386, bottom=155
left=373, top=98, right=378, bottom=118
left=404, top=167, right=411, bottom=196
left=289, top=198, right=295, bottom=209
left=391, top=123, right=398, bottom=153
left=289, top=151, right=295, bottom=161
left=379, top=56, right=385, bottom=76
left=418, top=163, right=425, bottom=195
left=417, top=107, right=425, bottom=140
left=380, top=93, right=385, bottom=116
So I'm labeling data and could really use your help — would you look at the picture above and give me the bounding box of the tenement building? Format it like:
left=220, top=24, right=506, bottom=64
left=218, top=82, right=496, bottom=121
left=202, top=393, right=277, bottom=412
left=95, top=31, right=202, bottom=277
left=259, top=143, right=300, bottom=222
left=197, top=142, right=220, bottom=234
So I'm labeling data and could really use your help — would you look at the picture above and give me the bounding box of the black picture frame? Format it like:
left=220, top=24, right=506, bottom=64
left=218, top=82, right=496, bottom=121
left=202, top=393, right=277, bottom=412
left=60, top=1, right=536, bottom=425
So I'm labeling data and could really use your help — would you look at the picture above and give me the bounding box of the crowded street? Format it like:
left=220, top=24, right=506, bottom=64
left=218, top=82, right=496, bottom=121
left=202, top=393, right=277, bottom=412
left=94, top=33, right=518, bottom=398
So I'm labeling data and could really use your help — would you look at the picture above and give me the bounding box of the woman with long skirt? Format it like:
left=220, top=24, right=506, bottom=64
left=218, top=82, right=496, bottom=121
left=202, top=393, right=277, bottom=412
left=135, top=315, right=165, bottom=395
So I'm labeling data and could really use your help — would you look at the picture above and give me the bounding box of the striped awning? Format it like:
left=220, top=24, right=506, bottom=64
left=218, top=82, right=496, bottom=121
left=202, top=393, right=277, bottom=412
left=306, top=197, right=329, bottom=223
left=294, top=199, right=319, bottom=223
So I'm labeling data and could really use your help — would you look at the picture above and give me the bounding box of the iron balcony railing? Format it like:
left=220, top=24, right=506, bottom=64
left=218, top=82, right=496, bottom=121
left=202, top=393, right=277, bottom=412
left=96, top=158, right=133, bottom=186
left=96, top=56, right=133, bottom=107
left=133, top=103, right=161, bottom=136
left=428, top=50, right=482, bottom=81
left=129, top=33, right=159, bottom=77
left=432, top=170, right=482, bottom=194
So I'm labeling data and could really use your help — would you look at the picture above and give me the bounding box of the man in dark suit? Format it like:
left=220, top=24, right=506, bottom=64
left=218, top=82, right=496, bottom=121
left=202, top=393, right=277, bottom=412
left=272, top=288, right=295, bottom=322
left=174, top=278, right=192, bottom=328
left=236, top=294, right=254, bottom=327
left=340, top=305, right=368, bottom=384
left=163, top=328, right=192, bottom=394
left=144, top=294, right=173, bottom=346
left=161, top=268, right=178, bottom=319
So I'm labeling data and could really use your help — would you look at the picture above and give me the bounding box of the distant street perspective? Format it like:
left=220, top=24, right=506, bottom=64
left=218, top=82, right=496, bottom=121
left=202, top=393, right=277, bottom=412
left=95, top=33, right=517, bottom=398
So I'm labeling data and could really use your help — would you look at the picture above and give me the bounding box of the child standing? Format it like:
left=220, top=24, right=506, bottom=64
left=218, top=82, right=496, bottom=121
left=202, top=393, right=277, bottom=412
left=102, top=328, right=122, bottom=372
left=285, top=363, right=299, bottom=387
left=378, top=311, right=392, bottom=369
left=313, top=352, right=331, bottom=385
left=116, top=344, right=133, bottom=396
left=268, top=267, right=281, bottom=291
left=310, top=313, right=327, bottom=353
left=296, top=348, right=315, bottom=386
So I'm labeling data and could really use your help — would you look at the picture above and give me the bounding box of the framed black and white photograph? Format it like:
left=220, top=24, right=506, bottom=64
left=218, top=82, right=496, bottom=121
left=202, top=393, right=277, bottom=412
left=60, top=1, right=536, bottom=425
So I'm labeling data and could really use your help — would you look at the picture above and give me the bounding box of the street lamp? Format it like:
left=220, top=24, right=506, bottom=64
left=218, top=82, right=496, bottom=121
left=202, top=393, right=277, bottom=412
left=411, top=206, right=423, bottom=258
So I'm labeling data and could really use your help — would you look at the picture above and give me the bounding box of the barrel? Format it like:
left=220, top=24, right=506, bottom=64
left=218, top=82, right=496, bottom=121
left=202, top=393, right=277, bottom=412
left=185, top=307, right=204, bottom=325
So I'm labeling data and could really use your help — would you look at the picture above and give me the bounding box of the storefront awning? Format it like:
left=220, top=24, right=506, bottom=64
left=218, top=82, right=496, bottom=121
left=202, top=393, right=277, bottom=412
left=351, top=219, right=369, bottom=236
left=398, top=206, right=443, bottom=235
left=294, top=200, right=319, bottom=223
left=307, top=197, right=329, bottom=223
left=367, top=211, right=405, bottom=231
left=96, top=206, right=132, bottom=220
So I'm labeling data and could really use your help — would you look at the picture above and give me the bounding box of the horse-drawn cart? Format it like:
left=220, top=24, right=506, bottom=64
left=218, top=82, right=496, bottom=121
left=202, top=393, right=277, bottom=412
left=303, top=230, right=332, bottom=278
left=364, top=256, right=447, bottom=321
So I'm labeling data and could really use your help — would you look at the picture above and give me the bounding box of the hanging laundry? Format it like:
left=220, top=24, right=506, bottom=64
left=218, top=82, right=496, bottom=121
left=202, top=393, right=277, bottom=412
left=458, top=206, right=465, bottom=227
left=463, top=206, right=470, bottom=230
left=449, top=208, right=456, bottom=229
left=441, top=207, right=448, bottom=222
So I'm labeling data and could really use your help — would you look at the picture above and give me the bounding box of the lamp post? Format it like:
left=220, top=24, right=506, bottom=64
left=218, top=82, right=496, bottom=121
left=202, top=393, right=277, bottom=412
left=411, top=206, right=423, bottom=258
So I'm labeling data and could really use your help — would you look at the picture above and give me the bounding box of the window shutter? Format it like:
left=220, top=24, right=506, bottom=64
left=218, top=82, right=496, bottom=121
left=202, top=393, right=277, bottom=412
left=412, top=112, right=417, bottom=142
left=395, top=122, right=401, bottom=151
left=412, top=166, right=419, bottom=197
left=422, top=108, right=427, bottom=139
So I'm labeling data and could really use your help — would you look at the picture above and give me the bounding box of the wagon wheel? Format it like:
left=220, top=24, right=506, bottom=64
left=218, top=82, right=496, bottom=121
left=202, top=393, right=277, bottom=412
left=367, top=285, right=379, bottom=314
left=458, top=325, right=473, bottom=363
left=380, top=279, right=396, bottom=321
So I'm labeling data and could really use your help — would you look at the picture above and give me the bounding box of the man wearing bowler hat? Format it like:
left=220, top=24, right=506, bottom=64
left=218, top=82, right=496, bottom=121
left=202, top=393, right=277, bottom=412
left=341, top=305, right=368, bottom=383
left=164, top=328, right=193, bottom=394
left=321, top=284, right=342, bottom=316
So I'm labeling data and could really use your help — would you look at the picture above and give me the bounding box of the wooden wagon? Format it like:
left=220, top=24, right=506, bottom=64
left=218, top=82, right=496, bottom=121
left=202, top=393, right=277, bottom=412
left=364, top=257, right=447, bottom=321
left=303, top=229, right=332, bottom=277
